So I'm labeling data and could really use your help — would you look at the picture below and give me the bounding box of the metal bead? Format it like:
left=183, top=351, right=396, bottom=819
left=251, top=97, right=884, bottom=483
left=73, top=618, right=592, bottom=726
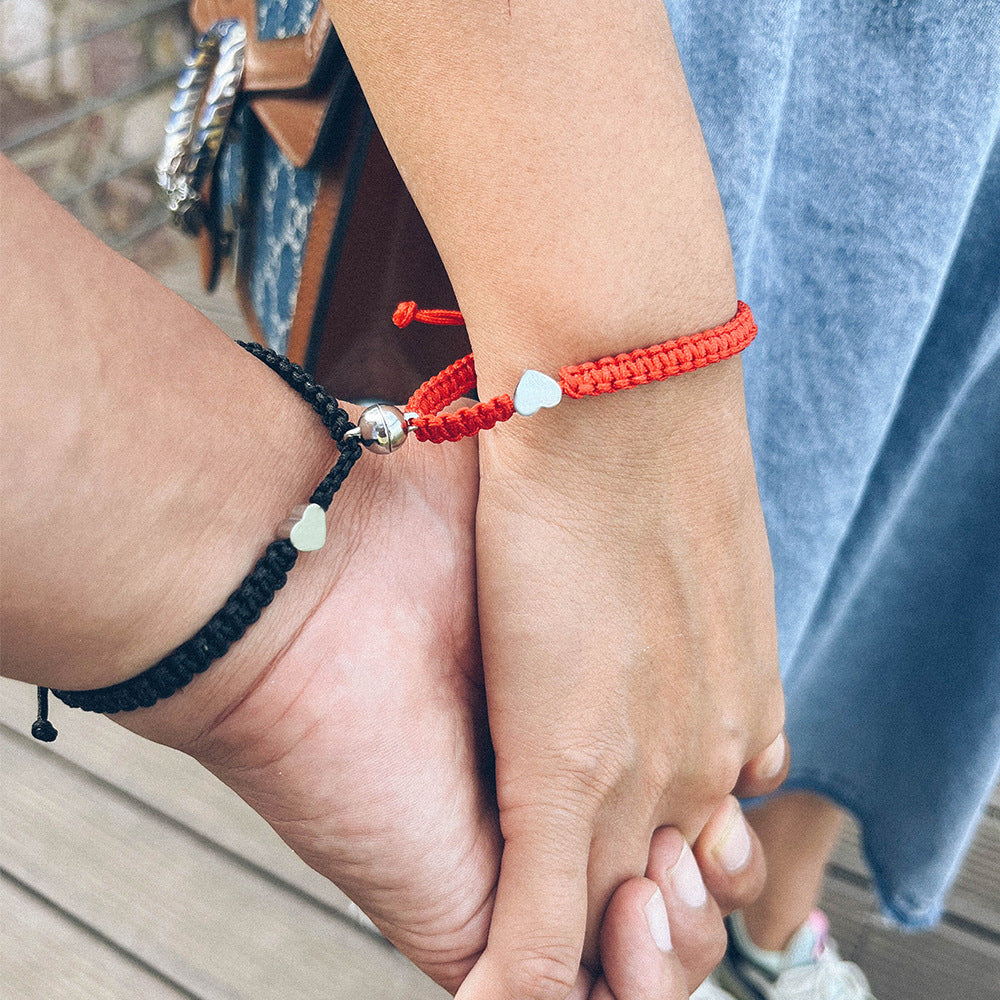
left=357, top=404, right=409, bottom=454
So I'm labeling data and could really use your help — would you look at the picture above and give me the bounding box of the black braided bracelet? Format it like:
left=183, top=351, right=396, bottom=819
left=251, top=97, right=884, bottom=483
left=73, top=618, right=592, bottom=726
left=31, top=343, right=363, bottom=742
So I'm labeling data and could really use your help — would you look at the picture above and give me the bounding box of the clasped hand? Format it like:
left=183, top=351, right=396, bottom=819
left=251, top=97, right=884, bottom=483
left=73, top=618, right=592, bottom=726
left=126, top=376, right=785, bottom=1000
left=2, top=158, right=785, bottom=999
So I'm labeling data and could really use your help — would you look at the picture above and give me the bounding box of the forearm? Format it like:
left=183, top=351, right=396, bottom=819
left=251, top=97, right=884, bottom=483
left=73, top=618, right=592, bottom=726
left=326, top=0, right=736, bottom=396
left=0, top=160, right=362, bottom=731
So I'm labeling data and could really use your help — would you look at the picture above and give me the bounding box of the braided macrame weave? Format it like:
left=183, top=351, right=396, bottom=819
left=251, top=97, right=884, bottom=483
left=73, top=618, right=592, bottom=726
left=33, top=305, right=757, bottom=735
left=37, top=344, right=361, bottom=731
left=559, top=301, right=756, bottom=397
left=405, top=353, right=516, bottom=444
left=395, top=301, right=757, bottom=443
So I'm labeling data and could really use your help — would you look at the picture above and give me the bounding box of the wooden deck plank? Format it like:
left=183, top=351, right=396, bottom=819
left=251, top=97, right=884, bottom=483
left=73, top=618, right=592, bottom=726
left=0, top=722, right=447, bottom=1000
left=952, top=811, right=1000, bottom=933
left=0, top=680, right=361, bottom=923
left=5, top=676, right=1000, bottom=1000
left=859, top=921, right=1000, bottom=1000
left=1, top=872, right=192, bottom=1000
left=820, top=879, right=1000, bottom=1000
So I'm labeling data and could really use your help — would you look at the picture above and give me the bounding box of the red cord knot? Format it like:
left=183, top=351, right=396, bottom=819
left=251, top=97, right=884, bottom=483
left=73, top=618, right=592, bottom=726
left=392, top=301, right=419, bottom=327
left=393, top=301, right=466, bottom=327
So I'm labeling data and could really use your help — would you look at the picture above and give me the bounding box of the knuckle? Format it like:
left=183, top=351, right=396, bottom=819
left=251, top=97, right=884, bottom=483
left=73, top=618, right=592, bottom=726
left=503, top=943, right=579, bottom=1000
left=496, top=732, right=637, bottom=821
left=759, top=678, right=787, bottom=735
left=550, top=735, right=635, bottom=802
left=700, top=769, right=740, bottom=805
left=694, top=741, right=746, bottom=801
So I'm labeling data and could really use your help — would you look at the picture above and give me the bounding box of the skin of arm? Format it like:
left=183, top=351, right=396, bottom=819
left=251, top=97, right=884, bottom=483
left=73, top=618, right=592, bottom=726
left=325, top=0, right=736, bottom=384
left=0, top=159, right=348, bottom=704
left=323, top=3, right=786, bottom=996
left=0, top=160, right=780, bottom=997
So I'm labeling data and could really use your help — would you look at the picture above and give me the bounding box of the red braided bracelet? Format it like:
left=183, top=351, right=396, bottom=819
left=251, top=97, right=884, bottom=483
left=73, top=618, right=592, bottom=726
left=363, top=301, right=757, bottom=447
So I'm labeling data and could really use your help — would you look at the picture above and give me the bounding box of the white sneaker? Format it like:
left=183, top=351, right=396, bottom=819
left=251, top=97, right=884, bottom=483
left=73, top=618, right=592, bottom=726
left=712, top=910, right=876, bottom=1000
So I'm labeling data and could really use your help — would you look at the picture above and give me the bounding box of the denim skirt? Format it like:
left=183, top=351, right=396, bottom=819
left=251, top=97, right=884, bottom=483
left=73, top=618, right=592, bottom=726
left=668, top=0, right=1000, bottom=926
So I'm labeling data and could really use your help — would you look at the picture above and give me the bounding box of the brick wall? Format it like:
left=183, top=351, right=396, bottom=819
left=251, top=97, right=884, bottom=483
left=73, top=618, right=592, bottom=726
left=1, top=0, right=193, bottom=271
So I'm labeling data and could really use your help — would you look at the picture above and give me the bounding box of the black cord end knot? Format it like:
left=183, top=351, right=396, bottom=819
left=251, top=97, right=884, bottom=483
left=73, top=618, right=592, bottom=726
left=32, top=687, right=58, bottom=741
left=31, top=718, right=58, bottom=742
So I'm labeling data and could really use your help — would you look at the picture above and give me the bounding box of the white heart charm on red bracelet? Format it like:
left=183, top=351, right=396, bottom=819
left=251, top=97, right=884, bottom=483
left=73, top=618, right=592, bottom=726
left=513, top=370, right=562, bottom=417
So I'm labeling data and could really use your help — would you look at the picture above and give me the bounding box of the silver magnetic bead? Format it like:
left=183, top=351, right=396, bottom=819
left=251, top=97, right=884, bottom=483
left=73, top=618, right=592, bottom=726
left=357, top=403, right=409, bottom=454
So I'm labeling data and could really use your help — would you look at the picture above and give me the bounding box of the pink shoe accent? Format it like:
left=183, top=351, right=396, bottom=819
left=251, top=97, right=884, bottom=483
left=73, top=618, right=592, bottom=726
left=806, top=909, right=831, bottom=960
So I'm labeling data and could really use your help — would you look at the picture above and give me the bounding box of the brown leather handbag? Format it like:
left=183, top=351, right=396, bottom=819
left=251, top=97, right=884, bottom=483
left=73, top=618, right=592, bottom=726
left=177, top=0, right=470, bottom=403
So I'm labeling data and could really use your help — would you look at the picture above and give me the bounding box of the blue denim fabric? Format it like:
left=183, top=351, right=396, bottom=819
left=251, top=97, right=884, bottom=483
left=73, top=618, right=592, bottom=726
left=257, top=0, right=319, bottom=41
left=245, top=126, right=321, bottom=355
left=239, top=1, right=324, bottom=352
left=667, top=1, right=1000, bottom=925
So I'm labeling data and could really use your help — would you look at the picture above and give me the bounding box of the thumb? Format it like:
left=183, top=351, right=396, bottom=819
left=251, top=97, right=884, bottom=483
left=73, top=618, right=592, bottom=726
left=591, top=877, right=689, bottom=1000
left=455, top=817, right=592, bottom=1000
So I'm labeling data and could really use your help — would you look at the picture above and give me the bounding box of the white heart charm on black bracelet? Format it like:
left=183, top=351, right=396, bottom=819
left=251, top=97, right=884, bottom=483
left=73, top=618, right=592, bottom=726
left=513, top=370, right=562, bottom=417
left=281, top=502, right=327, bottom=552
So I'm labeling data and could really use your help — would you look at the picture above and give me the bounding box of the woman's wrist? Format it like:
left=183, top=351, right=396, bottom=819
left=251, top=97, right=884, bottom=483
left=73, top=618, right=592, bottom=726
left=478, top=339, right=754, bottom=498
left=462, top=266, right=739, bottom=403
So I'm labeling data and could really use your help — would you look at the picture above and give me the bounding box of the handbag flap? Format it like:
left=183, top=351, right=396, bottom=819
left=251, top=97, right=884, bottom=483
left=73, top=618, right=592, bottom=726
left=189, top=0, right=350, bottom=167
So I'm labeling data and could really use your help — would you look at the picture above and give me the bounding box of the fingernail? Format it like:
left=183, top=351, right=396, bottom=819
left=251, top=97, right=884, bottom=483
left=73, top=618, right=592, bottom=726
left=758, top=733, right=786, bottom=779
left=644, top=886, right=673, bottom=952
left=714, top=804, right=752, bottom=872
left=669, top=841, right=708, bottom=908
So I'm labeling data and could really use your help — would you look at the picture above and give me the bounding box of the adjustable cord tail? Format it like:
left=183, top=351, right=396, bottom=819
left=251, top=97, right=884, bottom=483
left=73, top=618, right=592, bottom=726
left=32, top=686, right=58, bottom=742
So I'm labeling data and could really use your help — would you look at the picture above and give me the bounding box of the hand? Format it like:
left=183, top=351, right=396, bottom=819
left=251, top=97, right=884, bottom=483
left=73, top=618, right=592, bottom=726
left=1, top=156, right=776, bottom=997
left=594, top=806, right=768, bottom=1000
left=115, top=419, right=774, bottom=996
left=463, top=803, right=769, bottom=1000
left=468, top=357, right=786, bottom=998
left=119, top=430, right=499, bottom=992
